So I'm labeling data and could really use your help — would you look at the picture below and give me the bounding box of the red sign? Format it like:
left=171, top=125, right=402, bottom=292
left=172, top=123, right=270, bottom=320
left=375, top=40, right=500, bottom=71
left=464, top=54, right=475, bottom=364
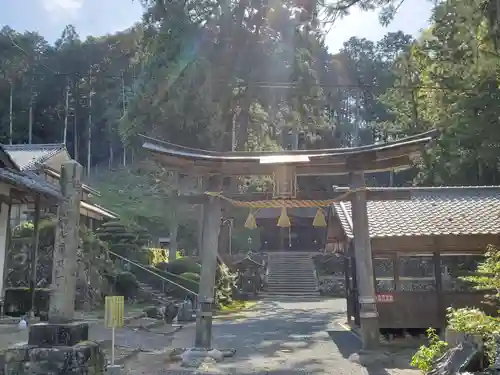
left=376, top=293, right=394, bottom=303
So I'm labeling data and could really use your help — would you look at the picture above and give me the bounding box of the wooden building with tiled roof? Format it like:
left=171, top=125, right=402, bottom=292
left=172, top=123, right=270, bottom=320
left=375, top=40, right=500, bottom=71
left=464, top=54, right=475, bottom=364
left=326, top=186, right=500, bottom=331
left=0, top=144, right=63, bottom=298
left=2, top=144, right=117, bottom=229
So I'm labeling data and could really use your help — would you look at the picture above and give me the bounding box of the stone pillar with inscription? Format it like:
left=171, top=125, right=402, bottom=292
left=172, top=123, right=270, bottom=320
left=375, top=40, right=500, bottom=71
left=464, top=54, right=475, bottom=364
left=4, top=161, right=106, bottom=375
left=50, top=160, right=82, bottom=322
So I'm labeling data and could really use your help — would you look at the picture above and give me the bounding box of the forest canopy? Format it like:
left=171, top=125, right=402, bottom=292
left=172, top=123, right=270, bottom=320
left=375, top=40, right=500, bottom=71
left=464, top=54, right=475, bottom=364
left=0, top=0, right=498, bottom=188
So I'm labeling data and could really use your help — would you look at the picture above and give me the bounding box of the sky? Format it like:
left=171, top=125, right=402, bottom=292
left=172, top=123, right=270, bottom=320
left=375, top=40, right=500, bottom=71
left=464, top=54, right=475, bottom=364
left=1, top=0, right=434, bottom=53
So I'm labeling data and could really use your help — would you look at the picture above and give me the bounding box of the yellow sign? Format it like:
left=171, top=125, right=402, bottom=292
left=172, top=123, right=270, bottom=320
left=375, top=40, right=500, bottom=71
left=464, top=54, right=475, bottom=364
left=104, top=296, right=124, bottom=328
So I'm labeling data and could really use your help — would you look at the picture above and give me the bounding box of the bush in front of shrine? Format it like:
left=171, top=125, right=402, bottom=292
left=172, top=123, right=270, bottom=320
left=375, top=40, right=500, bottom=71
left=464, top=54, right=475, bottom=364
left=162, top=258, right=201, bottom=275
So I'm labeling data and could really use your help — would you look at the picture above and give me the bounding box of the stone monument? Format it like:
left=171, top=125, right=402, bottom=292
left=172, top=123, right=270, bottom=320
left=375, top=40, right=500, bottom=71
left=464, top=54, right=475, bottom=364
left=4, top=161, right=106, bottom=375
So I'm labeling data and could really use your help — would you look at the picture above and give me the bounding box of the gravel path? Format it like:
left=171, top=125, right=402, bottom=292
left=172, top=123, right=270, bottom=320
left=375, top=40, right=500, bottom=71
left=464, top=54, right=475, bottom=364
left=125, top=297, right=418, bottom=375
left=89, top=323, right=178, bottom=351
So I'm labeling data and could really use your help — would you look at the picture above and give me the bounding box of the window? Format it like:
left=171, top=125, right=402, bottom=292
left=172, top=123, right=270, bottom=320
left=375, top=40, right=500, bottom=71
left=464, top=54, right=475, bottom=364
left=374, top=257, right=395, bottom=292
left=441, top=254, right=484, bottom=292
left=398, top=255, right=435, bottom=291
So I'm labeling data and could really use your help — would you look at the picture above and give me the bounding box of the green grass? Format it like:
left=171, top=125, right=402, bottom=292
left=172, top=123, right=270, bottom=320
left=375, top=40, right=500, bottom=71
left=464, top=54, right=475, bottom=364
left=87, top=166, right=196, bottom=234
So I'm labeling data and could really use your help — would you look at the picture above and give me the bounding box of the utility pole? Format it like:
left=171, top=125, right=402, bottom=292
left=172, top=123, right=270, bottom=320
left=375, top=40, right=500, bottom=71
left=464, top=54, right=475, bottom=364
left=169, top=172, right=179, bottom=263
left=9, top=82, right=13, bottom=145
left=121, top=71, right=127, bottom=167
left=87, top=68, right=93, bottom=176
left=73, top=78, right=79, bottom=162
left=63, top=80, right=70, bottom=145
left=353, top=89, right=360, bottom=147
left=28, top=85, right=34, bottom=144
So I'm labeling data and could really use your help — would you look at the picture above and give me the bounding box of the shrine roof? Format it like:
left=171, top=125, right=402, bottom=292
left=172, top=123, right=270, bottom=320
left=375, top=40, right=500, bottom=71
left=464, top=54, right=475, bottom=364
left=141, top=130, right=438, bottom=176
left=332, top=186, right=500, bottom=238
left=0, top=168, right=62, bottom=202
left=3, top=143, right=67, bottom=171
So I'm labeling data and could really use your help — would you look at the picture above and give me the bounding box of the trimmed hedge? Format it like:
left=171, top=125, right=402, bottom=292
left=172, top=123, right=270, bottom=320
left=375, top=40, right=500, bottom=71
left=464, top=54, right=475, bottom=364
left=113, top=271, right=140, bottom=299
left=180, top=272, right=200, bottom=283
left=165, top=258, right=201, bottom=275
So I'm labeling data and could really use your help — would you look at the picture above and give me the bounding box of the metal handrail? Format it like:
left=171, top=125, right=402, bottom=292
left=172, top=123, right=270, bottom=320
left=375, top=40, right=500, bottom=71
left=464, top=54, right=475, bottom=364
left=107, top=250, right=198, bottom=296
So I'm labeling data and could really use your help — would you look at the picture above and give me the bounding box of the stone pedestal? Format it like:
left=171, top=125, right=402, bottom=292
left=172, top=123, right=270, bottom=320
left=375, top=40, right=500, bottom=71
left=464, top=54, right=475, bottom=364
left=4, top=340, right=105, bottom=375
left=3, top=322, right=107, bottom=374
left=29, top=321, right=89, bottom=347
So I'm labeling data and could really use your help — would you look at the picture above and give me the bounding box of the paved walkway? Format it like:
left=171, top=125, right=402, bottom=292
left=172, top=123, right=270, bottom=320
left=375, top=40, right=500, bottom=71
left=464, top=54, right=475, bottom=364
left=125, top=298, right=419, bottom=375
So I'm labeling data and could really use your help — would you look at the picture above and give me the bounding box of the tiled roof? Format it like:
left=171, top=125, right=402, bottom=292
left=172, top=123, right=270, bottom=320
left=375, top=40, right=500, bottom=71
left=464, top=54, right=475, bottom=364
left=0, top=169, right=62, bottom=201
left=333, top=186, right=500, bottom=238
left=80, top=202, right=118, bottom=219
left=2, top=144, right=65, bottom=171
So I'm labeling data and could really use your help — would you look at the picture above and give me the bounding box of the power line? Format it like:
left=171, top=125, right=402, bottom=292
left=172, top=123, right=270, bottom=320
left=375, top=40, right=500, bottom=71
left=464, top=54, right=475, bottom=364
left=4, top=32, right=497, bottom=94
left=3, top=71, right=496, bottom=94
left=7, top=33, right=60, bottom=75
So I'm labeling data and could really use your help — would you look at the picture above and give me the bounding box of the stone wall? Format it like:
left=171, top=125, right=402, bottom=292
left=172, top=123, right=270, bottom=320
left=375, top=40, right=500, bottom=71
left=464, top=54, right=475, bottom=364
left=3, top=341, right=106, bottom=375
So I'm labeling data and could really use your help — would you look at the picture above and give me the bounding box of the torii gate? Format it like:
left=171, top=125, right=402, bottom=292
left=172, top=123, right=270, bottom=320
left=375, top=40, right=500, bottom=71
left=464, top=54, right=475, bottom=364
left=141, top=130, right=437, bottom=352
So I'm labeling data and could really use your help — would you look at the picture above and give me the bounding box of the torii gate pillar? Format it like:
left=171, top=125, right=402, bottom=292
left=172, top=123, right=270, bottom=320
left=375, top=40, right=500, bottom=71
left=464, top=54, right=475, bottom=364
left=350, top=172, right=379, bottom=349
left=194, top=175, right=222, bottom=349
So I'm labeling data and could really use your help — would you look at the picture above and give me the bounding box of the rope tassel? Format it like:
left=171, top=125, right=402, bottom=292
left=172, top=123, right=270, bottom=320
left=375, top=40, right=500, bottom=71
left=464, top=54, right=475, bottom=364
left=277, top=207, right=291, bottom=228
left=244, top=210, right=257, bottom=229
left=312, top=208, right=327, bottom=227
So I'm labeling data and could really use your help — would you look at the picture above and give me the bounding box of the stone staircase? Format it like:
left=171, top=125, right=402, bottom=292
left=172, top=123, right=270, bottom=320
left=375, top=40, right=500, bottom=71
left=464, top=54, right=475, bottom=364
left=137, top=281, right=175, bottom=304
left=263, top=252, right=320, bottom=298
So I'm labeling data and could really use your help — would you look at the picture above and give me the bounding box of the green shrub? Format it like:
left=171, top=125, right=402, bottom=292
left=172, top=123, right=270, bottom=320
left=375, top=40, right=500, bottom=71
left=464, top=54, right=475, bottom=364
left=214, top=264, right=237, bottom=307
left=96, top=221, right=151, bottom=261
left=113, top=271, right=139, bottom=299
left=147, top=248, right=168, bottom=265
left=411, top=328, right=448, bottom=373
left=172, top=274, right=199, bottom=295
left=167, top=258, right=201, bottom=275
left=180, top=272, right=200, bottom=283
left=155, top=262, right=169, bottom=271
left=447, top=307, right=500, bottom=362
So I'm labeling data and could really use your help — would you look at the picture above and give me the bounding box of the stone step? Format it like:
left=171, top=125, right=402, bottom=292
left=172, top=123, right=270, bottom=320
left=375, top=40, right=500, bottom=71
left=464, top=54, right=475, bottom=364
left=267, top=280, right=317, bottom=287
left=267, top=272, right=316, bottom=279
left=269, top=263, right=312, bottom=266
left=267, top=285, right=318, bottom=290
left=262, top=292, right=320, bottom=297
left=268, top=280, right=316, bottom=283
left=260, top=297, right=321, bottom=301
left=264, top=289, right=319, bottom=293
left=267, top=283, right=317, bottom=286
